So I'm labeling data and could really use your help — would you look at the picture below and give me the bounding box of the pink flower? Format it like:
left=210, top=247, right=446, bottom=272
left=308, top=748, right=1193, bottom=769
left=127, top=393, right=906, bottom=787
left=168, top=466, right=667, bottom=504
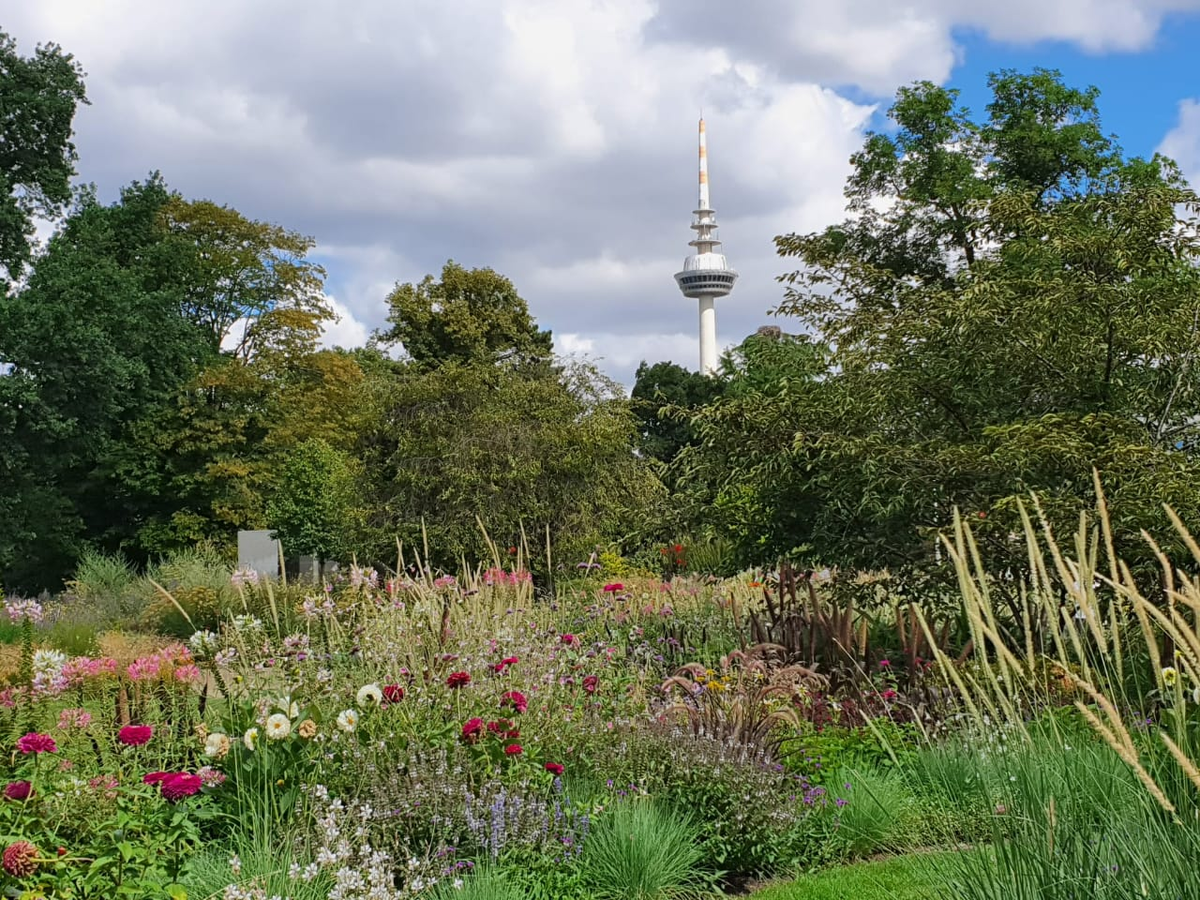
left=16, top=733, right=56, bottom=755
left=173, top=664, right=201, bottom=684
left=879, top=659, right=891, bottom=668
left=118, top=725, right=153, bottom=747
left=583, top=675, right=599, bottom=694
left=89, top=775, right=118, bottom=799
left=446, top=671, right=471, bottom=689
left=544, top=762, right=564, bottom=775
left=57, top=708, right=92, bottom=730
left=143, top=772, right=170, bottom=785
left=3, top=781, right=32, bottom=801
left=602, top=583, right=624, bottom=593
left=560, top=634, right=576, bottom=646
left=160, top=773, right=203, bottom=801
left=487, top=719, right=520, bottom=739
left=501, top=656, right=519, bottom=666
left=461, top=718, right=484, bottom=744
left=504, top=743, right=523, bottom=756
left=882, top=688, right=897, bottom=701
left=196, top=766, right=226, bottom=788
left=501, top=691, right=528, bottom=714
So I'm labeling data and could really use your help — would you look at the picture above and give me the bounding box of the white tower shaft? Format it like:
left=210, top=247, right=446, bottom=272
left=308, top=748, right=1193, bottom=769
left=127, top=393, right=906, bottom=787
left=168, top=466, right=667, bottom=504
left=698, top=295, right=717, bottom=375
left=698, top=117, right=709, bottom=211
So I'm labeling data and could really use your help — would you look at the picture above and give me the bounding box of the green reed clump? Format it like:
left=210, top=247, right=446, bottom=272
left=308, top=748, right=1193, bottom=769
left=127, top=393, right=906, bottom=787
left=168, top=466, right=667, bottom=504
left=581, top=800, right=709, bottom=900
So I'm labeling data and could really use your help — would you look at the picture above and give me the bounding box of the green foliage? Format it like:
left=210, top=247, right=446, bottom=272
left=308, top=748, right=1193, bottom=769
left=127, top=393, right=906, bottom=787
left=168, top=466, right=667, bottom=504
left=431, top=867, right=527, bottom=900
left=267, top=437, right=363, bottom=564
left=361, top=357, right=662, bottom=570
left=749, top=851, right=965, bottom=900
left=828, top=766, right=916, bottom=857
left=581, top=801, right=708, bottom=900
left=380, top=260, right=553, bottom=368
left=0, top=31, right=88, bottom=280
left=630, top=361, right=723, bottom=469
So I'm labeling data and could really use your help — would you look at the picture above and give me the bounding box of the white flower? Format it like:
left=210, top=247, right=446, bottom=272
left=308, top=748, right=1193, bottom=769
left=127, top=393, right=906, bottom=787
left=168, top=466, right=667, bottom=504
left=265, top=713, right=292, bottom=740
left=356, top=684, right=383, bottom=708
left=336, top=709, right=359, bottom=732
left=243, top=727, right=260, bottom=751
left=188, top=630, right=220, bottom=656
left=31, top=648, right=67, bottom=678
left=453, top=879, right=464, bottom=890
left=277, top=696, right=300, bottom=718
left=229, top=854, right=242, bottom=875
left=1162, top=667, right=1180, bottom=688
left=1193, top=685, right=1200, bottom=705
left=204, top=731, right=231, bottom=759
left=232, top=614, right=263, bottom=632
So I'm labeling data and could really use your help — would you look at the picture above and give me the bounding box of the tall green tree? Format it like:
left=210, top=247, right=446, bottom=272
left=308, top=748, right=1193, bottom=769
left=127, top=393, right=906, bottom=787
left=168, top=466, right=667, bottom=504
left=267, top=438, right=362, bottom=567
left=0, top=31, right=87, bottom=281
left=378, top=260, right=553, bottom=368
left=630, top=360, right=723, bottom=468
left=688, top=69, right=1200, bottom=586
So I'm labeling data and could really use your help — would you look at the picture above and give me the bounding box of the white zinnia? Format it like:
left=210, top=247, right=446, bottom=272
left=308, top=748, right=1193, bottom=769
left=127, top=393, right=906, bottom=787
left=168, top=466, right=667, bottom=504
left=243, top=727, right=260, bottom=751
left=265, top=713, right=292, bottom=740
left=336, top=709, right=358, bottom=732
left=356, top=683, right=383, bottom=708
left=204, top=731, right=231, bottom=759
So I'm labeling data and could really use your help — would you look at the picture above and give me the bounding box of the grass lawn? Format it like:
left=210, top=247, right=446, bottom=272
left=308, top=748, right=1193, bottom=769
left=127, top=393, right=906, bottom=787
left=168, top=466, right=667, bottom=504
left=750, top=850, right=966, bottom=900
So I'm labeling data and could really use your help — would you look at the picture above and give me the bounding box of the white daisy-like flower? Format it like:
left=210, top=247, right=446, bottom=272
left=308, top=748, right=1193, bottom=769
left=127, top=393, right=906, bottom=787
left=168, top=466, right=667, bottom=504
left=356, top=684, right=383, bottom=708
left=265, top=713, right=292, bottom=740
left=277, top=696, right=300, bottom=718
left=204, top=731, right=231, bottom=759
left=336, top=709, right=359, bottom=732
left=243, top=727, right=260, bottom=751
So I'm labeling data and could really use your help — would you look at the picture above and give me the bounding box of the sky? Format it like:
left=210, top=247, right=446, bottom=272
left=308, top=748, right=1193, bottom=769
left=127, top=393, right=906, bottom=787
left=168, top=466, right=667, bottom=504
left=7, top=1, right=1200, bottom=387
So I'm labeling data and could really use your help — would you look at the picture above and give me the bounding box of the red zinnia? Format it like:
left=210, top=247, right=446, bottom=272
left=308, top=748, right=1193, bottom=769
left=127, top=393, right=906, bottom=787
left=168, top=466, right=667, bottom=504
left=560, top=634, right=576, bottom=645
left=673, top=544, right=683, bottom=553
left=446, top=671, right=471, bottom=689
left=143, top=771, right=170, bottom=785
left=602, top=583, right=623, bottom=593
left=504, top=744, right=523, bottom=756
left=501, top=690, right=528, bottom=714
left=501, top=656, right=519, bottom=666
left=461, top=717, right=484, bottom=743
left=487, top=719, right=520, bottom=739
left=583, top=675, right=599, bottom=694
left=118, top=725, right=153, bottom=746
left=3, top=781, right=32, bottom=801
left=160, top=773, right=203, bottom=801
left=544, top=762, right=564, bottom=775
left=383, top=684, right=405, bottom=704
left=2, top=841, right=39, bottom=877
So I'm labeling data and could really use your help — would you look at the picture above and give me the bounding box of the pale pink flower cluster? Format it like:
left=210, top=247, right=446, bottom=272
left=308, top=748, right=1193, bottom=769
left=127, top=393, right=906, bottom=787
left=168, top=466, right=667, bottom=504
left=57, top=707, right=92, bottom=730
left=126, top=644, right=196, bottom=683
left=349, top=565, right=379, bottom=589
left=62, top=656, right=118, bottom=685
left=4, top=598, right=44, bottom=624
left=483, top=568, right=533, bottom=587
left=231, top=567, right=260, bottom=589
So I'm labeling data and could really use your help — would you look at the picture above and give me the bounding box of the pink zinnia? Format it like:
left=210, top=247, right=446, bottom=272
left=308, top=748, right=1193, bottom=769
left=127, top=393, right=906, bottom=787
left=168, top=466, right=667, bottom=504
left=501, top=656, right=519, bottom=666
left=16, top=733, right=56, bottom=755
left=544, top=762, right=564, bottom=775
left=583, top=675, right=599, bottom=694
left=160, top=773, right=202, bottom=801
left=602, top=583, right=624, bottom=593
left=501, top=690, right=528, bottom=714
left=118, top=725, right=153, bottom=746
left=504, top=743, right=523, bottom=756
left=446, top=671, right=471, bottom=689
left=143, top=772, right=169, bottom=785
left=560, top=634, right=576, bottom=646
left=3, top=781, right=32, bottom=801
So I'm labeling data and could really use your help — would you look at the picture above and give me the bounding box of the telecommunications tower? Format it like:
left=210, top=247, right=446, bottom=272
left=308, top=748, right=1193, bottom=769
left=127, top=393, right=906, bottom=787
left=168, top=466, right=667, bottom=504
left=673, top=118, right=737, bottom=375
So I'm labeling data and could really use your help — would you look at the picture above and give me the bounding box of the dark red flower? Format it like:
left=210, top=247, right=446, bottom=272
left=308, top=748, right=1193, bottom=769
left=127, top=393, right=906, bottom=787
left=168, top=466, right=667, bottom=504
left=508, top=546, right=518, bottom=555
left=118, top=725, right=153, bottom=746
left=583, top=675, right=599, bottom=694
left=461, top=717, right=484, bottom=743
left=2, top=841, right=38, bottom=877
left=560, top=634, right=576, bottom=645
left=544, top=762, right=564, bottom=775
left=15, top=733, right=56, bottom=755
left=502, top=656, right=519, bottom=666
left=504, top=744, right=523, bottom=756
left=446, top=671, right=471, bottom=689
left=602, top=583, right=623, bottom=593
left=487, top=719, right=520, bottom=739
left=382, top=684, right=405, bottom=704
left=492, top=662, right=508, bottom=673
left=143, top=771, right=170, bottom=785
left=3, top=781, right=32, bottom=801
left=501, top=690, right=528, bottom=714
left=160, top=773, right=202, bottom=801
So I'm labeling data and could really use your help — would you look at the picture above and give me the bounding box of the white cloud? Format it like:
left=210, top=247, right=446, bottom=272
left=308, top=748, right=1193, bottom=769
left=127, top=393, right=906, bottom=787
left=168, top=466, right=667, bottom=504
left=319, top=297, right=372, bottom=350
left=1159, top=98, right=1200, bottom=187
left=6, top=0, right=1199, bottom=386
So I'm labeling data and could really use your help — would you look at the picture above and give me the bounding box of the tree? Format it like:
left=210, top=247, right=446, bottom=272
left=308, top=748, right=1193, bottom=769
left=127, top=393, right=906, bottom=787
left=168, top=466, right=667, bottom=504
left=630, top=360, right=723, bottom=467
left=267, top=438, right=362, bottom=567
left=687, top=69, right=1200, bottom=587
left=0, top=31, right=88, bottom=281
left=378, top=261, right=553, bottom=368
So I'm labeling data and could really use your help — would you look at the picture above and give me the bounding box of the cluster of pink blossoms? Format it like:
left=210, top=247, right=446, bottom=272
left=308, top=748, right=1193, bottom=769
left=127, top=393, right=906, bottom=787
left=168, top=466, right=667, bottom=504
left=482, top=567, right=533, bottom=587
left=126, top=644, right=200, bottom=684
left=62, top=656, right=118, bottom=685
